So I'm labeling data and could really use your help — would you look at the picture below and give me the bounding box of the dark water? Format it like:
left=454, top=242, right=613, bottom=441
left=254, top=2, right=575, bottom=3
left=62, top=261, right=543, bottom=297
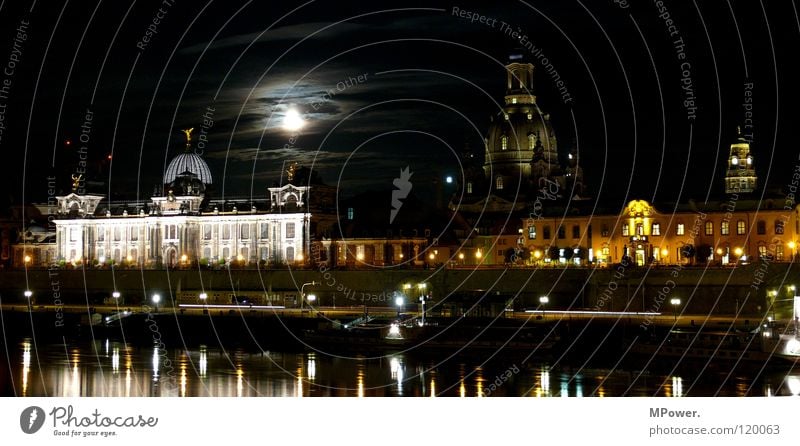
left=2, top=338, right=798, bottom=397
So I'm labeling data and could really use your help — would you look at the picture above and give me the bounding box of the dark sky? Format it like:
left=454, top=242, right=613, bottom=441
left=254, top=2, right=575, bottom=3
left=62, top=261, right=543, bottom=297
left=1, top=0, right=798, bottom=210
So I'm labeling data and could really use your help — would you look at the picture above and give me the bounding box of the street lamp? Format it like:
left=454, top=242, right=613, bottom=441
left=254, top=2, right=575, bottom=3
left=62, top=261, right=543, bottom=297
left=300, top=281, right=317, bottom=311
left=670, top=298, right=681, bottom=321
left=539, top=296, right=549, bottom=319
left=112, top=291, right=121, bottom=299
left=152, top=293, right=161, bottom=311
left=395, top=295, right=404, bottom=316
left=23, top=290, right=33, bottom=298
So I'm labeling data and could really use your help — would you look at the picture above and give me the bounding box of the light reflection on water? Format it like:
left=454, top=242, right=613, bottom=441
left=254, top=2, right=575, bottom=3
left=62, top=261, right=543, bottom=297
left=4, top=339, right=800, bottom=397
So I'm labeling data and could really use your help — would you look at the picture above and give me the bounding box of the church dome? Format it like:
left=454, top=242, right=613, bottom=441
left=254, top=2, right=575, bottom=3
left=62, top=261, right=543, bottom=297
left=164, top=152, right=212, bottom=185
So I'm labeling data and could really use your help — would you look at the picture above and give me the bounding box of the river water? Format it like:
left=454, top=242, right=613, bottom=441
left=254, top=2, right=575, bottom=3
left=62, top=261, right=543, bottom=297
left=2, top=338, right=798, bottom=397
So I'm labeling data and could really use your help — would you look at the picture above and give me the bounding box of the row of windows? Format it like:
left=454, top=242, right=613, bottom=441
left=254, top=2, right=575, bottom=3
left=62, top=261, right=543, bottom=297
left=202, top=222, right=296, bottom=240
left=527, top=224, right=590, bottom=240
left=92, top=222, right=300, bottom=243
left=528, top=219, right=786, bottom=240
left=500, top=133, right=539, bottom=151
left=620, top=220, right=784, bottom=237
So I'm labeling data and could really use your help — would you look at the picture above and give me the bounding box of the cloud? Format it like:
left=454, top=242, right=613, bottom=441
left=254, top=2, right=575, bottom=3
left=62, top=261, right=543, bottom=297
left=180, top=22, right=368, bottom=55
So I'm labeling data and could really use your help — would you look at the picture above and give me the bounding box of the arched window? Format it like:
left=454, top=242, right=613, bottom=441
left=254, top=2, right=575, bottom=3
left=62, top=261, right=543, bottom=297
left=501, top=136, right=508, bottom=151
left=704, top=221, right=713, bottom=235
left=528, top=133, right=535, bottom=150
left=496, top=176, right=504, bottom=190
left=736, top=220, right=746, bottom=235
left=286, top=246, right=295, bottom=263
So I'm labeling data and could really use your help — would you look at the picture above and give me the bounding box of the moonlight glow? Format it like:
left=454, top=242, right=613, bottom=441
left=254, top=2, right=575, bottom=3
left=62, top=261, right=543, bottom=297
left=283, top=108, right=305, bottom=131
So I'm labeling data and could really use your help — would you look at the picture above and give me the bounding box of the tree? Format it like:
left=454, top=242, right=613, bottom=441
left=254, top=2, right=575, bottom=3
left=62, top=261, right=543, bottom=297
left=548, top=246, right=560, bottom=262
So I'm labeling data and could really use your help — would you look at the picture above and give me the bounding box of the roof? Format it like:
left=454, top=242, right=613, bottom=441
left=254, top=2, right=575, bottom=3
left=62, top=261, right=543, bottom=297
left=164, top=152, right=213, bottom=185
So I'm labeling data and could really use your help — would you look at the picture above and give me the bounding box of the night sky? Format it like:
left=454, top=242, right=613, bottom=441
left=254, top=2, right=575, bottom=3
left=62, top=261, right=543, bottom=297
left=1, top=0, right=798, bottom=211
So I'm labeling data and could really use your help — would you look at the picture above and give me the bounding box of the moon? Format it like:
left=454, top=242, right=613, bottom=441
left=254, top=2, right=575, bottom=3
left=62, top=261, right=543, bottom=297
left=283, top=107, right=305, bottom=131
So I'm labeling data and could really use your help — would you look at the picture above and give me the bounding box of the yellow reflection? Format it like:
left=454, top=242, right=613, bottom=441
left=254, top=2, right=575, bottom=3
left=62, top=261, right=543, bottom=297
left=237, top=368, right=244, bottom=397
left=125, top=369, right=131, bottom=397
left=71, top=352, right=80, bottom=396
left=460, top=381, right=466, bottom=398
left=22, top=341, right=31, bottom=396
left=357, top=369, right=365, bottom=398
left=430, top=378, right=436, bottom=397
left=476, top=369, right=484, bottom=397
left=180, top=364, right=187, bottom=397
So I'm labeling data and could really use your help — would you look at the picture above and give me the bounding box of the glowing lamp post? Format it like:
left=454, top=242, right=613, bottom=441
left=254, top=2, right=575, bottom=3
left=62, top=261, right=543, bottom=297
left=300, top=281, right=317, bottom=311
left=670, top=298, right=681, bottom=321
left=395, top=295, right=404, bottom=316
left=152, top=293, right=161, bottom=311
left=539, top=296, right=549, bottom=319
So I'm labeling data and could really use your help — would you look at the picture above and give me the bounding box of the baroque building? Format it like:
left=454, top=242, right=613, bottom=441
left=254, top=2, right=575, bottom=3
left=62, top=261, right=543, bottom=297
left=51, top=130, right=312, bottom=268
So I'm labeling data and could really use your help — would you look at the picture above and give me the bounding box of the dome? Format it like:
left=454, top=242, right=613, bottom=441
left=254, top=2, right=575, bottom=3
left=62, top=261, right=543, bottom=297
left=484, top=107, right=558, bottom=179
left=164, top=152, right=212, bottom=185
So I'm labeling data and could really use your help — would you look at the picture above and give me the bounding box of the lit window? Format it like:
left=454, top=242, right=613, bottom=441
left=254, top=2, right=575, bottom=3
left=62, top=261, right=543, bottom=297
left=527, top=113, right=533, bottom=120
left=528, top=225, right=536, bottom=240
left=705, top=221, right=713, bottom=236
left=731, top=156, right=739, bottom=166
left=496, top=176, right=504, bottom=190
left=636, top=224, right=644, bottom=236
left=528, top=134, right=535, bottom=150
left=747, top=156, right=752, bottom=165
left=652, top=223, right=661, bottom=236
left=501, top=136, right=508, bottom=151
left=737, top=220, right=746, bottom=235
left=347, top=207, right=354, bottom=220
left=512, top=98, right=517, bottom=104
left=622, top=224, right=629, bottom=236
left=677, top=223, right=685, bottom=235
left=466, top=182, right=473, bottom=194
left=721, top=221, right=729, bottom=235
left=758, top=245, right=767, bottom=259
left=777, top=244, right=784, bottom=260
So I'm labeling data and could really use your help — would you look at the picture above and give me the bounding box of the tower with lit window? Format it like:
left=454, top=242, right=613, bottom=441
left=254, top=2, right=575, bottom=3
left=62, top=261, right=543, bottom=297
left=724, top=127, right=757, bottom=194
